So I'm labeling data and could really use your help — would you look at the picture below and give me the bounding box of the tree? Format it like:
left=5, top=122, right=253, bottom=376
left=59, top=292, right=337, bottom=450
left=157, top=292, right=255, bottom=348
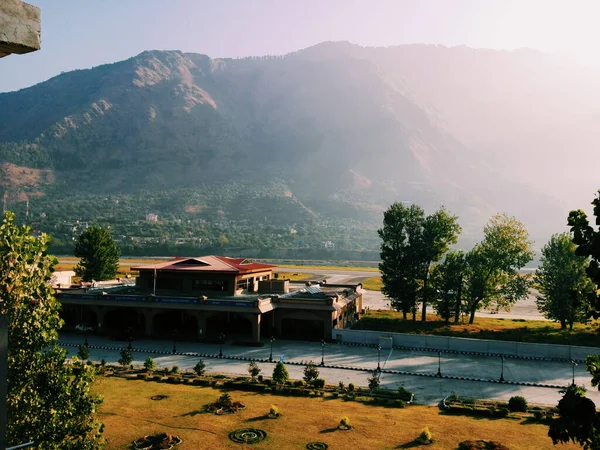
left=143, top=357, right=156, bottom=373
left=78, top=344, right=90, bottom=363
left=430, top=250, right=466, bottom=323
left=248, top=360, right=261, bottom=381
left=272, top=361, right=289, bottom=385
left=568, top=191, right=600, bottom=317
left=303, top=361, right=320, bottom=387
left=193, top=359, right=206, bottom=376
left=74, top=226, right=120, bottom=281
left=463, top=213, right=534, bottom=323
left=416, top=208, right=461, bottom=321
left=0, top=212, right=104, bottom=449
left=536, top=233, right=594, bottom=330
left=378, top=203, right=425, bottom=320
left=367, top=370, right=380, bottom=392
left=548, top=385, right=600, bottom=449
left=118, top=347, right=133, bottom=368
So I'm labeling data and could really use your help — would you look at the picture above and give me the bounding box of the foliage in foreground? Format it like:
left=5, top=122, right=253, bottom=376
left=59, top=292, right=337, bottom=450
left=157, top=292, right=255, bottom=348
left=0, top=212, right=104, bottom=449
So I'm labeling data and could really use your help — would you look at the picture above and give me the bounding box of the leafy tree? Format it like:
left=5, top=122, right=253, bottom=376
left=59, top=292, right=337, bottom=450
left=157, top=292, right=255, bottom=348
left=430, top=250, right=466, bottom=323
left=118, top=347, right=133, bottom=368
left=568, top=191, right=600, bottom=317
left=143, top=357, right=156, bottom=372
left=416, top=208, right=461, bottom=321
left=548, top=385, right=600, bottom=449
left=463, top=213, right=534, bottom=323
left=378, top=203, right=424, bottom=320
left=303, top=361, right=320, bottom=386
left=272, top=361, right=289, bottom=385
left=248, top=360, right=261, bottom=381
left=536, top=233, right=594, bottom=330
left=0, top=212, right=104, bottom=449
left=193, top=359, right=206, bottom=376
left=74, top=226, right=120, bottom=281
left=367, top=370, right=380, bottom=391
left=77, top=344, right=90, bottom=363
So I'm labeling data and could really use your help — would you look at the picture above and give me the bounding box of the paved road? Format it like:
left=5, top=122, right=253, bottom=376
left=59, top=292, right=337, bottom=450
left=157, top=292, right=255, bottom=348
left=63, top=333, right=600, bottom=406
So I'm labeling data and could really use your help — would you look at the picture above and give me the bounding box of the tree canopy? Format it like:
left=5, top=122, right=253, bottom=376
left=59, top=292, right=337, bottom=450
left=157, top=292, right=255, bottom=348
left=0, top=212, right=104, bottom=449
left=568, top=191, right=600, bottom=317
left=74, top=226, right=120, bottom=281
left=463, top=213, right=534, bottom=323
left=430, top=250, right=466, bottom=323
left=536, top=233, right=594, bottom=329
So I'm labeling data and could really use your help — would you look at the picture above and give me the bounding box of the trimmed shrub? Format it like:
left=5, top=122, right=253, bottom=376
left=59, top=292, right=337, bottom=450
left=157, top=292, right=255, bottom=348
left=339, top=416, right=351, bottom=429
left=394, top=399, right=406, bottom=408
left=331, top=392, right=339, bottom=398
left=338, top=381, right=345, bottom=391
left=193, top=378, right=210, bottom=386
left=269, top=405, right=279, bottom=417
left=533, top=410, right=544, bottom=421
left=152, top=375, right=162, bottom=382
left=272, top=362, right=289, bottom=385
left=143, top=357, right=156, bottom=372
left=417, top=426, right=432, bottom=444
left=314, top=378, right=325, bottom=389
left=257, top=374, right=264, bottom=382
left=397, top=386, right=413, bottom=401
left=294, top=380, right=304, bottom=387
left=508, top=396, right=528, bottom=412
left=458, top=441, right=509, bottom=450
left=171, top=365, right=179, bottom=374
left=136, top=373, right=145, bottom=379
left=348, top=383, right=355, bottom=392
left=193, top=360, right=206, bottom=376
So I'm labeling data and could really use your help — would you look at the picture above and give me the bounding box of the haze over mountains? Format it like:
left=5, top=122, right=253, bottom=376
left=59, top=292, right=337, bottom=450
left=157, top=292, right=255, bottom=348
left=1, top=42, right=598, bottom=253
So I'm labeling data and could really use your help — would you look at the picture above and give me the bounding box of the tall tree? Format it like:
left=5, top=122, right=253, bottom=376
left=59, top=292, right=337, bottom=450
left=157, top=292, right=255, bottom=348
left=0, top=212, right=104, bottom=449
left=568, top=191, right=600, bottom=317
left=463, top=213, right=534, bottom=324
left=430, top=250, right=466, bottom=323
left=417, top=209, right=461, bottom=321
left=378, top=203, right=424, bottom=320
left=74, top=226, right=120, bottom=281
left=535, top=233, right=594, bottom=330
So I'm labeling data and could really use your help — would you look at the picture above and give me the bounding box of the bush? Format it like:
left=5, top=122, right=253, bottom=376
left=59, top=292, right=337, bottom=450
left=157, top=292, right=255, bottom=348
left=248, top=360, right=261, bottom=381
left=394, top=399, right=406, bottom=408
left=294, top=380, right=304, bottom=387
left=143, top=357, right=156, bottom=372
left=417, top=426, right=432, bottom=444
left=533, top=410, right=544, bottom=421
left=314, top=378, right=325, bottom=389
left=339, top=416, right=351, bottom=429
left=338, top=381, right=345, bottom=391
left=136, top=373, right=145, bottom=379
left=458, top=441, right=509, bottom=450
left=118, top=348, right=133, bottom=368
left=193, top=378, right=210, bottom=386
left=257, top=374, right=264, bottom=382
left=193, top=360, right=206, bottom=376
left=272, top=362, right=289, bottom=385
left=152, top=375, right=162, bottom=382
left=348, top=383, right=355, bottom=392
left=367, top=371, right=380, bottom=391
left=303, top=361, right=320, bottom=386
left=508, top=396, right=528, bottom=412
left=171, top=365, right=179, bottom=374
left=331, top=392, right=339, bottom=398
left=397, top=386, right=413, bottom=401
left=269, top=405, right=279, bottom=417
left=167, top=376, right=180, bottom=384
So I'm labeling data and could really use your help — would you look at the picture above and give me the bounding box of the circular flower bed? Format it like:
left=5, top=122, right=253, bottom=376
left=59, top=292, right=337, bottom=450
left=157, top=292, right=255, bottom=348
left=150, top=395, right=168, bottom=401
left=207, top=393, right=246, bottom=415
left=133, top=432, right=182, bottom=449
left=228, top=428, right=267, bottom=444
left=306, top=442, right=328, bottom=450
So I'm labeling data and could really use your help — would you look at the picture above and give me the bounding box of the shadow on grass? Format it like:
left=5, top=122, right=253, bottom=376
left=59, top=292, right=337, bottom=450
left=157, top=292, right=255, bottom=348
left=520, top=417, right=545, bottom=426
left=396, top=439, right=423, bottom=449
left=320, top=427, right=339, bottom=434
left=246, top=414, right=270, bottom=422
left=178, top=409, right=208, bottom=417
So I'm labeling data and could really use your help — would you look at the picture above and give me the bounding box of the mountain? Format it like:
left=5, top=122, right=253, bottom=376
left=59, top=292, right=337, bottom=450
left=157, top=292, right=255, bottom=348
left=1, top=42, right=595, bottom=255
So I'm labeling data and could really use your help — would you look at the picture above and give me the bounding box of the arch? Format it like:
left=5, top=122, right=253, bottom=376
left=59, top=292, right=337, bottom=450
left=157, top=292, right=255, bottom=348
left=104, top=307, right=145, bottom=338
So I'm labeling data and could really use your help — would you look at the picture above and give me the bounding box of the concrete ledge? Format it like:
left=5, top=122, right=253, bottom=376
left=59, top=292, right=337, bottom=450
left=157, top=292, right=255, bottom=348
left=0, top=0, right=41, bottom=57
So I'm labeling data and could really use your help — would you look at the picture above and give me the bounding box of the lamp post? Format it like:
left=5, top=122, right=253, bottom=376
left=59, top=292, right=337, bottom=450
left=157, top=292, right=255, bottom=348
left=376, top=344, right=382, bottom=372
left=571, top=359, right=578, bottom=385
left=84, top=336, right=89, bottom=348
left=219, top=333, right=225, bottom=358
left=269, top=336, right=275, bottom=362
left=320, top=340, right=326, bottom=366
left=437, top=351, right=442, bottom=377
left=172, top=329, right=178, bottom=355
left=500, top=356, right=505, bottom=382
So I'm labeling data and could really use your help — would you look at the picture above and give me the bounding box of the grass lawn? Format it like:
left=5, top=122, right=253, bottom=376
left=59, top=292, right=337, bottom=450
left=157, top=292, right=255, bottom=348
left=96, top=377, right=568, bottom=450
left=274, top=272, right=312, bottom=281
left=353, top=310, right=600, bottom=347
left=361, top=275, right=383, bottom=291
left=53, top=258, right=161, bottom=278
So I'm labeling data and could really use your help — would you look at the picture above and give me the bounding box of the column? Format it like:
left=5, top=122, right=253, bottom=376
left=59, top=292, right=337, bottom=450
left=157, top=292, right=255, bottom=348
left=251, top=314, right=261, bottom=343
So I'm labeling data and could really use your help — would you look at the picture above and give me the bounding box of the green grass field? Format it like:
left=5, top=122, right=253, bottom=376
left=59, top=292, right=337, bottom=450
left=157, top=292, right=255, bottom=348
left=95, top=377, right=568, bottom=449
left=361, top=276, right=383, bottom=291
left=353, top=310, right=600, bottom=346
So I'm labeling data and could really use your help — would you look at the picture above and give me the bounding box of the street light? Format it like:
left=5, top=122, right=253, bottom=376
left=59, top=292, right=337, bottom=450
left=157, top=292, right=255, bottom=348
left=437, top=351, right=442, bottom=377
left=320, top=340, right=326, bottom=366
left=500, top=355, right=505, bottom=382
left=172, top=329, right=178, bottom=355
left=571, top=359, right=578, bottom=385
left=376, top=344, right=382, bottom=372
left=219, top=333, right=225, bottom=358
left=84, top=336, right=88, bottom=348
left=269, top=336, right=275, bottom=362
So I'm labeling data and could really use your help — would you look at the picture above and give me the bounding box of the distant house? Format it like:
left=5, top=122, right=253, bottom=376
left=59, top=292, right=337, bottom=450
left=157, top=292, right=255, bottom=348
left=146, top=213, right=158, bottom=222
left=321, top=241, right=335, bottom=250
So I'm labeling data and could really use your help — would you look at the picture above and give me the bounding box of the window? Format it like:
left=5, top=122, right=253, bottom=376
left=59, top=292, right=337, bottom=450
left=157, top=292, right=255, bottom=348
left=192, top=279, right=228, bottom=292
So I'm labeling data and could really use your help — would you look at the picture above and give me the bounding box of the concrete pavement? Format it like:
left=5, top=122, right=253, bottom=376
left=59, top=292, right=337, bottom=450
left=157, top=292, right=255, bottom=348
left=61, top=332, right=600, bottom=406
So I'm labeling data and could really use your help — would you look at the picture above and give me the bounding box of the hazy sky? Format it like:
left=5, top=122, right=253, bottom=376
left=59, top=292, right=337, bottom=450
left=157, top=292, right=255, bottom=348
left=1, top=0, right=599, bottom=93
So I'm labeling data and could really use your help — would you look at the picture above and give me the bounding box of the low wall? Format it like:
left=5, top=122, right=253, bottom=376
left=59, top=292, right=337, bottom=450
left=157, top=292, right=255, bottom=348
left=332, top=329, right=598, bottom=361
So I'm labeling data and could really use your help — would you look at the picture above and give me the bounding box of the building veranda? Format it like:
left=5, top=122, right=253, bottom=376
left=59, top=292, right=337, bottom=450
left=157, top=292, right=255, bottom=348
left=57, top=256, right=362, bottom=343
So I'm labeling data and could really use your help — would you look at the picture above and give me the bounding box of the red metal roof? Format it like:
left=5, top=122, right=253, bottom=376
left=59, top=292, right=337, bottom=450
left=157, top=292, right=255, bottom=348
left=132, top=256, right=276, bottom=274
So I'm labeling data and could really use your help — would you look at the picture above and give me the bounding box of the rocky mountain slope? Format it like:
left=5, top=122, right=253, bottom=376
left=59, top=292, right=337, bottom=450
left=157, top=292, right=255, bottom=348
left=1, top=42, right=595, bottom=252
